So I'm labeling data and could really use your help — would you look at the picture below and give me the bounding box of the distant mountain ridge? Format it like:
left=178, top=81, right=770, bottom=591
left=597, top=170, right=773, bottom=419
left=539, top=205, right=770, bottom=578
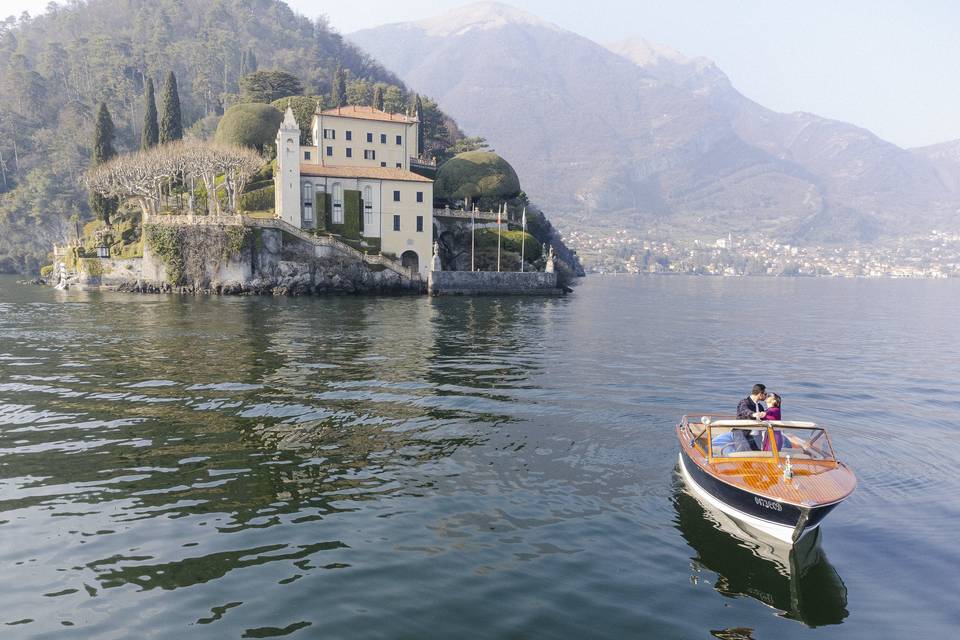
left=350, top=3, right=960, bottom=244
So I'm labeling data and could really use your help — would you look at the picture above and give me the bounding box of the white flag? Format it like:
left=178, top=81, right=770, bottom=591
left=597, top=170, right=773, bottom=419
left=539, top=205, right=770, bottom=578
left=522, top=207, right=527, bottom=230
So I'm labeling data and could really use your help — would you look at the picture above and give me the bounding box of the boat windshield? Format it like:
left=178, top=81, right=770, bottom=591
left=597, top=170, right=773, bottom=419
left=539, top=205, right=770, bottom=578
left=773, top=426, right=835, bottom=461
left=709, top=426, right=775, bottom=459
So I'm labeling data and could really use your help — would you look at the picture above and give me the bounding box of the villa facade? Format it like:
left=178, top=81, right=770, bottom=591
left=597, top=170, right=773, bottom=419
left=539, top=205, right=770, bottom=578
left=275, top=104, right=433, bottom=276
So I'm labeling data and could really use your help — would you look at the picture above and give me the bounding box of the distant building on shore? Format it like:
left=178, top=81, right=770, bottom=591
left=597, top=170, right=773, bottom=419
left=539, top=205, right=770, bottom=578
left=275, top=104, right=433, bottom=276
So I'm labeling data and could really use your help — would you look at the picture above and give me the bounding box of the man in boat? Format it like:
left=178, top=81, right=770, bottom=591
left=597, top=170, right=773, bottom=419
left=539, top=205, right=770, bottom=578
left=734, top=384, right=767, bottom=450
left=736, top=384, right=767, bottom=420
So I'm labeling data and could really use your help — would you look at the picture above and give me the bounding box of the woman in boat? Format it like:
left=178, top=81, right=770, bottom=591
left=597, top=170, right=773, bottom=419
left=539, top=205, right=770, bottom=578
left=761, top=393, right=781, bottom=421
left=762, top=394, right=787, bottom=451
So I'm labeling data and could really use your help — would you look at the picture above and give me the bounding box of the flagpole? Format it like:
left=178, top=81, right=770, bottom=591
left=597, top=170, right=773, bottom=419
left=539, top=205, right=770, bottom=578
left=471, top=205, right=476, bottom=272
left=497, top=204, right=502, bottom=272
left=520, top=207, right=526, bottom=272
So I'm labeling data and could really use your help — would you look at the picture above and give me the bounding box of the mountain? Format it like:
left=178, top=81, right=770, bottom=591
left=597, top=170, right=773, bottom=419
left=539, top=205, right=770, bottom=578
left=350, top=3, right=960, bottom=244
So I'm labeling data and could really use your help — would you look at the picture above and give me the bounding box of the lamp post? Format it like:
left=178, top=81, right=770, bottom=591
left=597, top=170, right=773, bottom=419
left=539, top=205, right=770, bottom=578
left=520, top=207, right=526, bottom=272
left=497, top=203, right=502, bottom=272
left=471, top=205, right=476, bottom=272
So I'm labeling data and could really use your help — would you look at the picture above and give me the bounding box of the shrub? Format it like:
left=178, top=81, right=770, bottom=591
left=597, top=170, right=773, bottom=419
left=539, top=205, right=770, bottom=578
left=239, top=185, right=275, bottom=212
left=215, top=103, right=283, bottom=151
left=435, top=151, right=521, bottom=204
left=40, top=265, right=54, bottom=278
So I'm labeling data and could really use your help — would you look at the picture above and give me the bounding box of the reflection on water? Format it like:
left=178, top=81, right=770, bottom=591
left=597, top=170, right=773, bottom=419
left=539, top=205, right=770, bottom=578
left=4, top=275, right=960, bottom=637
left=673, top=478, right=848, bottom=627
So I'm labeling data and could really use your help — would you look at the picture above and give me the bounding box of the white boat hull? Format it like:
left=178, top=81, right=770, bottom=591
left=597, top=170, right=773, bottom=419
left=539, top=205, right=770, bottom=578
left=678, top=452, right=819, bottom=545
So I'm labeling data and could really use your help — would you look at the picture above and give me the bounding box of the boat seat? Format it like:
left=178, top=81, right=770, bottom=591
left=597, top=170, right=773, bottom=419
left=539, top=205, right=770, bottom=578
left=716, top=450, right=773, bottom=458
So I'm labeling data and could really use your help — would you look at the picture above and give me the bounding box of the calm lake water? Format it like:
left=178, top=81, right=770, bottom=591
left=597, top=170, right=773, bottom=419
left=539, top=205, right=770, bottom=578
left=1, top=274, right=959, bottom=639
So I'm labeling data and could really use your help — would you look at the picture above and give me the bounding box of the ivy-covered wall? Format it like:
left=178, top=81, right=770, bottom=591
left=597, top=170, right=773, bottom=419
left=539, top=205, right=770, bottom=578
left=143, top=223, right=249, bottom=285
left=343, top=189, right=361, bottom=240
left=317, top=192, right=331, bottom=232
left=329, top=190, right=360, bottom=239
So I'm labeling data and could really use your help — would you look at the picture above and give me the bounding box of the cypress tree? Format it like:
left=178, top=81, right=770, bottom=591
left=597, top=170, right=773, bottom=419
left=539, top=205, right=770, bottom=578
left=90, top=102, right=118, bottom=225
left=141, top=78, right=159, bottom=150
left=415, top=94, right=424, bottom=158
left=331, top=66, right=346, bottom=108
left=159, top=71, right=183, bottom=144
left=373, top=86, right=384, bottom=111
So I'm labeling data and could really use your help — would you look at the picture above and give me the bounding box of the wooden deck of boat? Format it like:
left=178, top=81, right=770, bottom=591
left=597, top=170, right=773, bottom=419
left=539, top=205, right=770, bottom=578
left=678, top=426, right=857, bottom=506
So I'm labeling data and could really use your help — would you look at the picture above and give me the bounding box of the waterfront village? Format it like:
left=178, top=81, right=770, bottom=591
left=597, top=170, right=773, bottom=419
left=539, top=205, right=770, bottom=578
left=568, top=228, right=960, bottom=278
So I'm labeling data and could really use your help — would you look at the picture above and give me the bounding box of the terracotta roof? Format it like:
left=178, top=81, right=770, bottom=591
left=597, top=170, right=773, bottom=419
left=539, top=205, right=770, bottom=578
left=319, top=105, right=418, bottom=124
left=299, top=164, right=432, bottom=183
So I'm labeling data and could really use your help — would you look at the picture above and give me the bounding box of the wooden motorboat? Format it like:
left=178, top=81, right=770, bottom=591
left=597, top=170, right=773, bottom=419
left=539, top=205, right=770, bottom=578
left=676, top=414, right=856, bottom=544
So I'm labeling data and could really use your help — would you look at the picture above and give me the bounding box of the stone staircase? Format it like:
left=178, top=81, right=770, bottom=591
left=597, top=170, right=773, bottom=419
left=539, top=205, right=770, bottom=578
left=243, top=216, right=418, bottom=280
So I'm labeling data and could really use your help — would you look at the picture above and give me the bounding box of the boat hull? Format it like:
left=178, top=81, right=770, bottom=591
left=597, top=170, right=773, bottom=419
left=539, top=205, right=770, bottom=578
left=679, top=450, right=840, bottom=544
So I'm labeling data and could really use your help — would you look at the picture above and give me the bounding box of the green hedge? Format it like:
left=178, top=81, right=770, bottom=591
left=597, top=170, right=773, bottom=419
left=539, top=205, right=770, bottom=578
left=243, top=178, right=273, bottom=193
left=476, top=229, right=541, bottom=261
left=239, top=185, right=275, bottom=212
left=317, top=192, right=330, bottom=232
left=343, top=189, right=361, bottom=240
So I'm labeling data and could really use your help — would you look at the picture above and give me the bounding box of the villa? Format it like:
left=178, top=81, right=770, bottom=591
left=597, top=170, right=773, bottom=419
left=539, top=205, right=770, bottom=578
left=275, top=104, right=434, bottom=276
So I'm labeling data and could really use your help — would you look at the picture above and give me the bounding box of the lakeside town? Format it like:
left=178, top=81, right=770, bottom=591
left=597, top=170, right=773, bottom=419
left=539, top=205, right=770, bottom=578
left=566, top=228, right=960, bottom=278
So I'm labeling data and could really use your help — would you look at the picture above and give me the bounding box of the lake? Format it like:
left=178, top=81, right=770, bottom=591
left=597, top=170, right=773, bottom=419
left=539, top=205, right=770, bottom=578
left=1, top=274, right=958, bottom=638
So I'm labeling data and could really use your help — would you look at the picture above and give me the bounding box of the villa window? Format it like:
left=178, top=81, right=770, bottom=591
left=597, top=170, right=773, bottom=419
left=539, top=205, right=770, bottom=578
left=416, top=216, right=423, bottom=232
left=380, top=162, right=386, bottom=167
left=326, top=146, right=332, bottom=157
left=364, top=150, right=376, bottom=160
left=416, top=191, right=423, bottom=203
left=380, top=133, right=387, bottom=144
left=396, top=135, right=402, bottom=145
left=346, top=130, right=352, bottom=141
left=323, top=129, right=335, bottom=139
left=332, top=182, right=344, bottom=224
left=363, top=186, right=373, bottom=228
left=396, top=163, right=402, bottom=168
left=303, top=183, right=313, bottom=223
left=346, top=148, right=352, bottom=158
left=366, top=132, right=373, bottom=143
left=393, top=190, right=400, bottom=202
left=393, top=215, right=400, bottom=231
left=304, top=151, right=311, bottom=160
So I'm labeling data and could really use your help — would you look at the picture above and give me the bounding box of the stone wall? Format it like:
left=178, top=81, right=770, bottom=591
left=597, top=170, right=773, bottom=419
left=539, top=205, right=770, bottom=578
left=428, top=270, right=561, bottom=296
left=75, top=257, right=143, bottom=287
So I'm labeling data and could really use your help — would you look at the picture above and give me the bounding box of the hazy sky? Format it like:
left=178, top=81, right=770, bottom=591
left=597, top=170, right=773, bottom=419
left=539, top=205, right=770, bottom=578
left=6, top=0, right=958, bottom=148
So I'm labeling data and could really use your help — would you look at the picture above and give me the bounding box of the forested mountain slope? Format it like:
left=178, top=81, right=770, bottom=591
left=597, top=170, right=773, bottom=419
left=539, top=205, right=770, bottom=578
left=0, top=0, right=402, bottom=271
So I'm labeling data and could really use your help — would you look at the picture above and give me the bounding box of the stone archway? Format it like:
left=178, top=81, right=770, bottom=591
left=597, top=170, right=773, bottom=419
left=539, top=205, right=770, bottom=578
left=400, top=250, right=419, bottom=273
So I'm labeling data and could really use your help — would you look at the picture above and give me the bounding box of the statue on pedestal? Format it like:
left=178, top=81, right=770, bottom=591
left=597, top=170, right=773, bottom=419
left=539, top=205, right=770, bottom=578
left=431, top=240, right=442, bottom=272
left=545, top=245, right=556, bottom=274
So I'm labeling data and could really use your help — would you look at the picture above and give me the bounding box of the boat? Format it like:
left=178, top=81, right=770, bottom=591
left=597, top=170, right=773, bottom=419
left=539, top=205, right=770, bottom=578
left=673, top=484, right=849, bottom=627
left=676, top=414, right=856, bottom=544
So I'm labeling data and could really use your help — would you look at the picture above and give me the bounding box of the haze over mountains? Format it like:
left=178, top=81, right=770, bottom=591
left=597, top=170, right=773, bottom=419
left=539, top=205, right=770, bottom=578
left=350, top=2, right=960, bottom=245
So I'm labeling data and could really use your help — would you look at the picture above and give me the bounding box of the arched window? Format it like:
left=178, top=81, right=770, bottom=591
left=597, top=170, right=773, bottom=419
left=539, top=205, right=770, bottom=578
left=332, top=182, right=343, bottom=224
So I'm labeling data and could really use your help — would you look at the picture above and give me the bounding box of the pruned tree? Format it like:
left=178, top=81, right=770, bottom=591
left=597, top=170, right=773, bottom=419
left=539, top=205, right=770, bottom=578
left=372, top=85, right=384, bottom=111
left=83, top=141, right=263, bottom=219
